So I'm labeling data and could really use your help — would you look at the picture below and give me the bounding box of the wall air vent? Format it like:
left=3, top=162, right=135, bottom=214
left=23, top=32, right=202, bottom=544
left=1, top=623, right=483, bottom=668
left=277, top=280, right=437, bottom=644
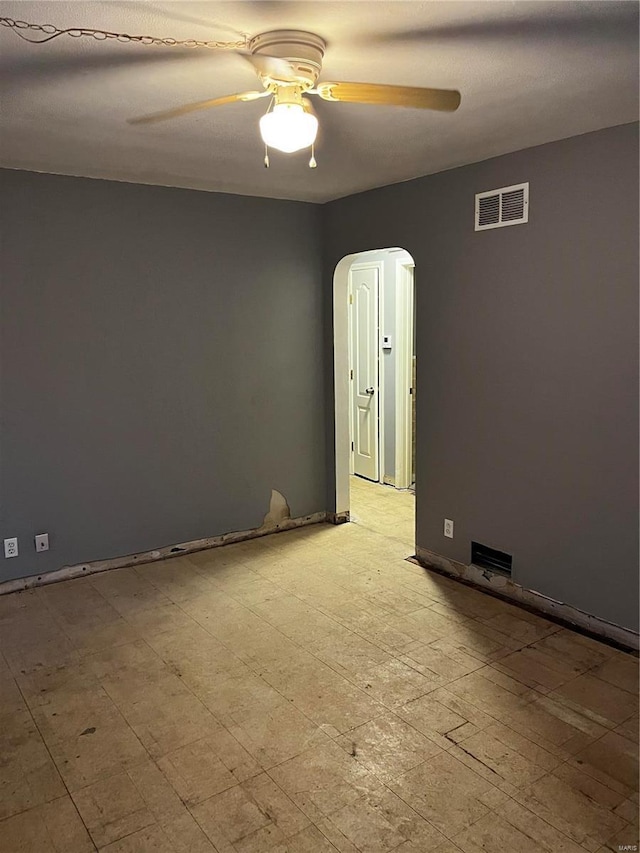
left=471, top=541, right=513, bottom=576
left=475, top=182, right=529, bottom=231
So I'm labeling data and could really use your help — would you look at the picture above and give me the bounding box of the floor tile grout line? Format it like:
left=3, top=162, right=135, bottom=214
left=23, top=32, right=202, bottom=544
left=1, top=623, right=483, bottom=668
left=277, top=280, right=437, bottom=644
left=445, top=700, right=638, bottom=830
left=102, top=605, right=353, bottom=776
left=194, top=541, right=589, bottom=697
left=502, top=779, right=635, bottom=851
left=8, top=667, right=100, bottom=850
left=90, top=631, right=276, bottom=782
left=6, top=599, right=631, bottom=800
left=35, top=557, right=573, bottom=727
left=76, top=570, right=359, bottom=773
left=388, top=669, right=606, bottom=777
left=41, top=639, right=278, bottom=848
left=2, top=478, right=635, bottom=851
left=255, top=728, right=633, bottom=853
left=15, top=627, right=226, bottom=836
left=151, top=561, right=406, bottom=720
left=1, top=652, right=636, bottom=824
left=150, top=590, right=388, bottom=740
left=93, top=544, right=634, bottom=802
left=209, top=551, right=520, bottom=696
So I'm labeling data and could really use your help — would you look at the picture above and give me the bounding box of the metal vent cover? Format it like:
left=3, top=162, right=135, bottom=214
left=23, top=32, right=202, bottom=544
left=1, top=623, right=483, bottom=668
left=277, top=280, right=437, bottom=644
left=471, top=541, right=513, bottom=576
left=475, top=182, right=529, bottom=231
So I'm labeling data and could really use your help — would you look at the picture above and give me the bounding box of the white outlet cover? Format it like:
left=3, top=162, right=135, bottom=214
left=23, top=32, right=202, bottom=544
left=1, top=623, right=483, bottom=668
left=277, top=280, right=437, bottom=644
left=35, top=533, right=49, bottom=552
left=444, top=519, right=454, bottom=539
left=4, top=537, right=18, bottom=558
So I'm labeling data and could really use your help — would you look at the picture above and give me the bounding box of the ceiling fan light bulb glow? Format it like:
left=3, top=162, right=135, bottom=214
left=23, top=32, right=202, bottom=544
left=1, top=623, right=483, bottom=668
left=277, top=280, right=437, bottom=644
left=259, top=104, right=318, bottom=153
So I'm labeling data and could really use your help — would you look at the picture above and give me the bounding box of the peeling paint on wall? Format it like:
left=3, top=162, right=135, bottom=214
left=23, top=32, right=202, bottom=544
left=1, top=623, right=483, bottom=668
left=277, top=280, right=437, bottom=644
left=262, top=489, right=291, bottom=528
left=0, top=507, right=327, bottom=597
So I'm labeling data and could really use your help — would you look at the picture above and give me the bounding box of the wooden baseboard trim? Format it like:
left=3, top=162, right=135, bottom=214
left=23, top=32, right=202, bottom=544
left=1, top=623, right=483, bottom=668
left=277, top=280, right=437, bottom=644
left=0, top=511, right=327, bottom=596
left=415, top=546, right=639, bottom=653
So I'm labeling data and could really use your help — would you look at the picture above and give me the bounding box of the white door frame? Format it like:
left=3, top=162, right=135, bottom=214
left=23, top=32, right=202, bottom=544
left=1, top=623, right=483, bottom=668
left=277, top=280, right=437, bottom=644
left=333, top=249, right=415, bottom=516
left=394, top=260, right=415, bottom=489
left=348, top=261, right=384, bottom=482
left=333, top=254, right=355, bottom=516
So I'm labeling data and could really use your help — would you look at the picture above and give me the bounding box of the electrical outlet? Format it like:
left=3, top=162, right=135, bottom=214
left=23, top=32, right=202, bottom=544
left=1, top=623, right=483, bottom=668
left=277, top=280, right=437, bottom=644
left=35, top=533, right=49, bottom=552
left=4, top=537, right=18, bottom=558
left=444, top=519, right=454, bottom=539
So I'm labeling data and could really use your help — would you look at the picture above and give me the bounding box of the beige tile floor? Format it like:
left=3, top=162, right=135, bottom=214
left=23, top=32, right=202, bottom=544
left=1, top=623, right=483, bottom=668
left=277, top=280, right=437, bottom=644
left=0, top=476, right=637, bottom=852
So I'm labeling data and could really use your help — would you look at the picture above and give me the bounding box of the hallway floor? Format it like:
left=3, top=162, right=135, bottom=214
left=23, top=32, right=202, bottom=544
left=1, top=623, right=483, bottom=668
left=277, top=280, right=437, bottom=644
left=349, top=475, right=415, bottom=549
left=0, top=496, right=637, bottom=852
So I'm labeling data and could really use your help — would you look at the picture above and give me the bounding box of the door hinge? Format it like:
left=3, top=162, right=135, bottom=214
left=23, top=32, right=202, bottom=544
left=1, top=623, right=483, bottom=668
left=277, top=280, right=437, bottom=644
left=351, top=441, right=354, bottom=451
left=409, top=387, right=413, bottom=394
left=349, top=293, right=353, bottom=304
left=350, top=369, right=353, bottom=380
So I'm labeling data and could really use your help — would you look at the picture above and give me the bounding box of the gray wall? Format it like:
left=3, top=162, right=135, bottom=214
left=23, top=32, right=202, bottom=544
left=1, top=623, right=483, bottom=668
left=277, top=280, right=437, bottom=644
left=323, top=122, right=639, bottom=632
left=0, top=169, right=325, bottom=583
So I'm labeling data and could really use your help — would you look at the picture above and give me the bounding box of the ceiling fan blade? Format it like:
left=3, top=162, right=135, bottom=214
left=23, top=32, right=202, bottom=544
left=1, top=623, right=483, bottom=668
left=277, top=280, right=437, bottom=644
left=0, top=48, right=201, bottom=84
left=238, top=52, right=298, bottom=82
left=361, top=5, right=639, bottom=47
left=315, top=82, right=461, bottom=112
left=127, top=90, right=269, bottom=125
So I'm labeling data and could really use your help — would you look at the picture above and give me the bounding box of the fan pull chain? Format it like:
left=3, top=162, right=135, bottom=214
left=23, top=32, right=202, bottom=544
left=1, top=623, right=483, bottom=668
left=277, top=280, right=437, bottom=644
left=264, top=145, right=270, bottom=168
left=0, top=16, right=249, bottom=49
left=309, top=144, right=317, bottom=169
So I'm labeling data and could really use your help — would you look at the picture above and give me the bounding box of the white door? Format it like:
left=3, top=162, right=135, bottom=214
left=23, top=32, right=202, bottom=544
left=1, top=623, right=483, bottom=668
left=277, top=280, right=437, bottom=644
left=350, top=266, right=379, bottom=481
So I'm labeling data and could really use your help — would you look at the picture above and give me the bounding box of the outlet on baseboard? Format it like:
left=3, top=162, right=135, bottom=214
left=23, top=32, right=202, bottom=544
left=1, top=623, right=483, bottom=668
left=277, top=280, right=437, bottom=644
left=4, top=537, right=18, bottom=558
left=35, top=533, right=49, bottom=552
left=444, top=519, right=454, bottom=539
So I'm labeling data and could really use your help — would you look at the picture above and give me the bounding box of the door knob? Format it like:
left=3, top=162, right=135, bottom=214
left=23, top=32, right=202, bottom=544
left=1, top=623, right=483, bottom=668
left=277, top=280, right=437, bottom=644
left=365, top=387, right=375, bottom=395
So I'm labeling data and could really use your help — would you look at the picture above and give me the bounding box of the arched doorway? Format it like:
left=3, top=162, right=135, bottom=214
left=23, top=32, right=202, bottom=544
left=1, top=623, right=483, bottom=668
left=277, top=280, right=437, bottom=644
left=332, top=248, right=416, bottom=530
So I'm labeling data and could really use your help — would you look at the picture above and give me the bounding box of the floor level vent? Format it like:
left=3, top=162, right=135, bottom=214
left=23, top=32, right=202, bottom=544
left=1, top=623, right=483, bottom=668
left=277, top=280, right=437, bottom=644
left=471, top=541, right=513, bottom=576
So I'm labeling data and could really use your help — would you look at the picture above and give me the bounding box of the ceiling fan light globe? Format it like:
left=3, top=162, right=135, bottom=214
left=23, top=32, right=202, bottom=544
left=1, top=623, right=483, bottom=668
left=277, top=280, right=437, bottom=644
left=259, top=104, right=318, bottom=153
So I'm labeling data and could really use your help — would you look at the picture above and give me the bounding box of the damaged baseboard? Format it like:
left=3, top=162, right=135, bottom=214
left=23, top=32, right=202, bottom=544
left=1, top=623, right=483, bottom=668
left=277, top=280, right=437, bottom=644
left=0, top=508, right=327, bottom=597
left=416, top=546, right=639, bottom=652
left=327, top=511, right=350, bottom=524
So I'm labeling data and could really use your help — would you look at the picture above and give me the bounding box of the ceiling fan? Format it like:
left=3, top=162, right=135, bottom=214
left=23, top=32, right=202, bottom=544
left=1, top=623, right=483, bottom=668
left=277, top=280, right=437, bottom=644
left=127, top=30, right=462, bottom=167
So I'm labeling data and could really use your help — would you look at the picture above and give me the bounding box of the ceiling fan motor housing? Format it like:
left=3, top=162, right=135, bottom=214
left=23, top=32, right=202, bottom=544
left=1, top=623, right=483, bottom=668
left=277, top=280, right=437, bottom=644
left=249, top=30, right=326, bottom=89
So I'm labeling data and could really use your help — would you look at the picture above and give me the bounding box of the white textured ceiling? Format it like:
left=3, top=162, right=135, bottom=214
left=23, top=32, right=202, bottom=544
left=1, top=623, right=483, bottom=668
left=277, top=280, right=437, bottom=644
left=1, top=1, right=638, bottom=202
